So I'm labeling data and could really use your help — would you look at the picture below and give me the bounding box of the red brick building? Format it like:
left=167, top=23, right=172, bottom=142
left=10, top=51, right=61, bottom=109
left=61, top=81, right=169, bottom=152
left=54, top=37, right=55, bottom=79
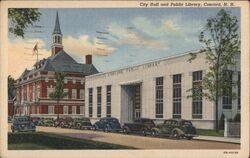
left=14, top=12, right=98, bottom=118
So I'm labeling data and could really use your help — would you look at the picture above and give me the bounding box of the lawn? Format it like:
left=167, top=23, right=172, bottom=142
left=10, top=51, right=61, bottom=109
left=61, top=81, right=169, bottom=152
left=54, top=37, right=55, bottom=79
left=9, top=143, right=53, bottom=150
left=8, top=132, right=136, bottom=150
left=196, top=129, right=224, bottom=137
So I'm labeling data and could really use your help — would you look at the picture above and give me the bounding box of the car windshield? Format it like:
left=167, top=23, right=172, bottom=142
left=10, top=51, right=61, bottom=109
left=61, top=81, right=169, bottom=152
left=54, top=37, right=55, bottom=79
left=141, top=119, right=153, bottom=124
left=17, top=117, right=30, bottom=122
left=182, top=121, right=192, bottom=126
left=82, top=118, right=90, bottom=121
left=109, top=118, right=118, bottom=123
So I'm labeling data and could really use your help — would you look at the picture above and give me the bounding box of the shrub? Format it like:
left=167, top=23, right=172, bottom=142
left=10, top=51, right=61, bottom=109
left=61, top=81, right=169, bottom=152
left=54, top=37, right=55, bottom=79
left=219, top=113, right=225, bottom=130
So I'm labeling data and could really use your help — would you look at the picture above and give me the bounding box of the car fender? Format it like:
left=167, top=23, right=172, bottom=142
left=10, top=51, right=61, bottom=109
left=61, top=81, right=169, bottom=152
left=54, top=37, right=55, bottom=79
left=172, top=128, right=184, bottom=136
left=151, top=127, right=160, bottom=133
left=122, top=125, right=131, bottom=132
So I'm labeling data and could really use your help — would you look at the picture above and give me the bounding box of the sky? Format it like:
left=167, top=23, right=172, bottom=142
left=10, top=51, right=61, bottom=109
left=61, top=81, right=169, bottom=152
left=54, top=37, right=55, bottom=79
left=8, top=8, right=240, bottom=79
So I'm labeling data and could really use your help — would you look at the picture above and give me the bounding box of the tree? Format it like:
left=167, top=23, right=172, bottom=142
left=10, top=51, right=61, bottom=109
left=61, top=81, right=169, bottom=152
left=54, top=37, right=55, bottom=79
left=8, top=75, right=16, bottom=116
left=8, top=75, right=15, bottom=99
left=8, top=8, right=41, bottom=38
left=188, top=9, right=240, bottom=132
left=49, top=72, right=68, bottom=119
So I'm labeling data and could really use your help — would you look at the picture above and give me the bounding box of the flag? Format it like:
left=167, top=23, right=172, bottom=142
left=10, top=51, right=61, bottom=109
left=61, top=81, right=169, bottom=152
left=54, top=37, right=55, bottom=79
left=32, top=43, right=38, bottom=56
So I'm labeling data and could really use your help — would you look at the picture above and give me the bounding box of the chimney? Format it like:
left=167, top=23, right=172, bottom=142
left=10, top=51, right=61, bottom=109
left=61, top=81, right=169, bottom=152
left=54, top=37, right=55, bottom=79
left=85, top=55, right=92, bottom=64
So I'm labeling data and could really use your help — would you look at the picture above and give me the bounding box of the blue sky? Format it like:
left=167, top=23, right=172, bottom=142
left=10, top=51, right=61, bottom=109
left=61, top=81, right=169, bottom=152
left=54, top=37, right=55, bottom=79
left=8, top=8, right=240, bottom=78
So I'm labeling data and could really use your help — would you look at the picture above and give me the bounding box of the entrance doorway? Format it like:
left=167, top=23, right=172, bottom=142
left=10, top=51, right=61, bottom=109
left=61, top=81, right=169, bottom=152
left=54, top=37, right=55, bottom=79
left=120, top=83, right=141, bottom=124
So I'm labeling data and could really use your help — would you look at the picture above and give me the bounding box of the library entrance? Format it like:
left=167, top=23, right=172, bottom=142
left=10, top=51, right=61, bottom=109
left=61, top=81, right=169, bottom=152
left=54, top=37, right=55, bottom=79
left=120, top=82, right=141, bottom=124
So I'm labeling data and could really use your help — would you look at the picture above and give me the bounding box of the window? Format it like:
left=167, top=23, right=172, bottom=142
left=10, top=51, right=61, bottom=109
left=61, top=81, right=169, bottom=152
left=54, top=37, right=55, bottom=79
left=36, top=85, right=40, bottom=101
left=71, top=89, right=77, bottom=99
left=63, top=89, right=69, bottom=99
left=37, top=106, right=40, bottom=114
left=72, top=106, right=77, bottom=114
left=47, top=86, right=54, bottom=98
left=59, top=37, right=61, bottom=44
left=192, top=71, right=203, bottom=119
left=80, top=89, right=85, bottom=100
left=155, top=77, right=164, bottom=118
left=222, top=70, right=233, bottom=109
left=32, top=84, right=35, bottom=102
left=88, top=88, right=93, bottom=117
left=97, top=87, right=102, bottom=118
left=238, top=72, right=241, bottom=110
left=106, top=85, right=111, bottom=117
left=64, top=79, right=68, bottom=84
left=173, top=74, right=181, bottom=118
left=63, top=106, right=68, bottom=114
left=48, top=106, right=54, bottom=114
left=80, top=105, right=84, bottom=114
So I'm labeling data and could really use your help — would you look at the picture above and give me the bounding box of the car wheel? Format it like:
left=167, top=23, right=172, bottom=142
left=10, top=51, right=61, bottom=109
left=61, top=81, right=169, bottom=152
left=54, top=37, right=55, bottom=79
left=77, top=123, right=81, bottom=129
left=123, top=127, right=129, bottom=134
left=142, top=129, right=147, bottom=136
left=104, top=126, right=109, bottom=132
left=172, top=130, right=180, bottom=139
left=151, top=130, right=158, bottom=137
left=93, top=125, right=98, bottom=131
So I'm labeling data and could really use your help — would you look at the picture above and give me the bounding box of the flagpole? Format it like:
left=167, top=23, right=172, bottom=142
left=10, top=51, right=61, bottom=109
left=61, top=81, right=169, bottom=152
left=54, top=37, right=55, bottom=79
left=37, top=48, right=38, bottom=63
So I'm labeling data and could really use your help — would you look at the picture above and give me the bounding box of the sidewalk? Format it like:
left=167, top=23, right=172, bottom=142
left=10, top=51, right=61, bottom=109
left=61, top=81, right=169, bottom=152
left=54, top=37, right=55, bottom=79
left=194, top=135, right=240, bottom=144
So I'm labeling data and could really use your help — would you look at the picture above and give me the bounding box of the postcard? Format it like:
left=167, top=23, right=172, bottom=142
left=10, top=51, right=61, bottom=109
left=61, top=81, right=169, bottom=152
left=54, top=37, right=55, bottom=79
left=0, top=0, right=249, bottom=158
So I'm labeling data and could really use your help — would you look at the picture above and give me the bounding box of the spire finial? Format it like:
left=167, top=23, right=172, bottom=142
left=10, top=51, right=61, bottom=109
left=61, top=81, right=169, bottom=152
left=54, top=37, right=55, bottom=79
left=53, top=11, right=62, bottom=34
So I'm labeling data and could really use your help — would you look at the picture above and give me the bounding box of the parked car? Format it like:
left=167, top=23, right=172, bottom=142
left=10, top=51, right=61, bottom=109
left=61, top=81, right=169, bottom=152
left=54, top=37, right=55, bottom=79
left=93, top=117, right=122, bottom=132
left=54, top=117, right=65, bottom=127
left=8, top=116, right=13, bottom=123
left=11, top=116, right=36, bottom=133
left=40, top=119, right=55, bottom=127
left=122, top=118, right=155, bottom=136
left=151, top=119, right=197, bottom=140
left=31, top=117, right=42, bottom=125
left=73, top=117, right=93, bottom=130
left=55, top=117, right=74, bottom=128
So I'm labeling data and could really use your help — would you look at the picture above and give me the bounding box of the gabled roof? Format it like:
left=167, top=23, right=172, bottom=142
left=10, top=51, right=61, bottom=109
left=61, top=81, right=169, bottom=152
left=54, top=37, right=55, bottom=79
left=18, top=50, right=98, bottom=80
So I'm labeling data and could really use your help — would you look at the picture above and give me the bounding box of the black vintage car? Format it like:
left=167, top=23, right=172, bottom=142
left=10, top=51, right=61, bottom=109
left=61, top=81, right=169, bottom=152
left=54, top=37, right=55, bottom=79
left=122, top=118, right=155, bottom=136
left=11, top=116, right=36, bottom=133
left=54, top=117, right=73, bottom=128
left=93, top=117, right=122, bottom=132
left=73, top=118, right=93, bottom=130
left=151, top=119, right=197, bottom=140
left=31, top=117, right=42, bottom=125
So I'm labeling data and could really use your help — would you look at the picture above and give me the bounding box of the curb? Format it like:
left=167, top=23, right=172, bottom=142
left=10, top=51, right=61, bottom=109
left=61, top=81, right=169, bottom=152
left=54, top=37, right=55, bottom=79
left=193, top=137, right=240, bottom=144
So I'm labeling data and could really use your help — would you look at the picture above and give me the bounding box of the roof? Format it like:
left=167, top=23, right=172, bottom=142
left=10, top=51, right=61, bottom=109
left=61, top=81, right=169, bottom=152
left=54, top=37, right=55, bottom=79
left=53, top=11, right=62, bottom=34
left=18, top=50, right=98, bottom=80
left=86, top=49, right=205, bottom=79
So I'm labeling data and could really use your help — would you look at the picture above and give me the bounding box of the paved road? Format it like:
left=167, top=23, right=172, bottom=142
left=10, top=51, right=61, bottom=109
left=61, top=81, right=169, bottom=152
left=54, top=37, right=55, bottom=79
left=23, top=126, right=240, bottom=149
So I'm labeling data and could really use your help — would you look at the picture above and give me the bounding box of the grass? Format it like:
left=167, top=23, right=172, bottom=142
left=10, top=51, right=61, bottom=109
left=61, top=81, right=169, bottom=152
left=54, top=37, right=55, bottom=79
left=8, top=132, right=136, bottom=150
left=9, top=143, right=54, bottom=150
left=197, top=129, right=224, bottom=137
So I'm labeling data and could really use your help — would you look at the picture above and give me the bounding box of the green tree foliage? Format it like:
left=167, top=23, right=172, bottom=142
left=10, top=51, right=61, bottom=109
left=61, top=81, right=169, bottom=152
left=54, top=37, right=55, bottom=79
left=188, top=9, right=240, bottom=132
left=8, top=75, right=15, bottom=99
left=49, top=72, right=68, bottom=118
left=8, top=8, right=41, bottom=38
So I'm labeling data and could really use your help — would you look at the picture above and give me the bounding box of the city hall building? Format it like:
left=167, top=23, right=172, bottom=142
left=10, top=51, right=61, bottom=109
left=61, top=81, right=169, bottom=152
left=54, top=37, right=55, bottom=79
left=14, top=12, right=98, bottom=118
left=85, top=51, right=240, bottom=129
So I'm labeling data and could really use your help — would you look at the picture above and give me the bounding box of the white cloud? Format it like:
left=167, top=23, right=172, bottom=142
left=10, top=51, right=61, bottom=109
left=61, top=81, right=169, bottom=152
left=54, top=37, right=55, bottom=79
left=63, top=35, right=115, bottom=57
left=107, top=22, right=168, bottom=49
left=8, top=38, right=51, bottom=79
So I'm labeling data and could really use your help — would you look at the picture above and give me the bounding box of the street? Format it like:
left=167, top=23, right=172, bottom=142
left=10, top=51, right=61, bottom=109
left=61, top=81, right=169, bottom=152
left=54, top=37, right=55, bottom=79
left=9, top=125, right=240, bottom=149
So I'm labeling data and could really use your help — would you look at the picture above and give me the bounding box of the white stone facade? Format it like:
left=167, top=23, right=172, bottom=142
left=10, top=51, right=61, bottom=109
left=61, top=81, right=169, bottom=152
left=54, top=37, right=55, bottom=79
left=85, top=51, right=240, bottom=129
